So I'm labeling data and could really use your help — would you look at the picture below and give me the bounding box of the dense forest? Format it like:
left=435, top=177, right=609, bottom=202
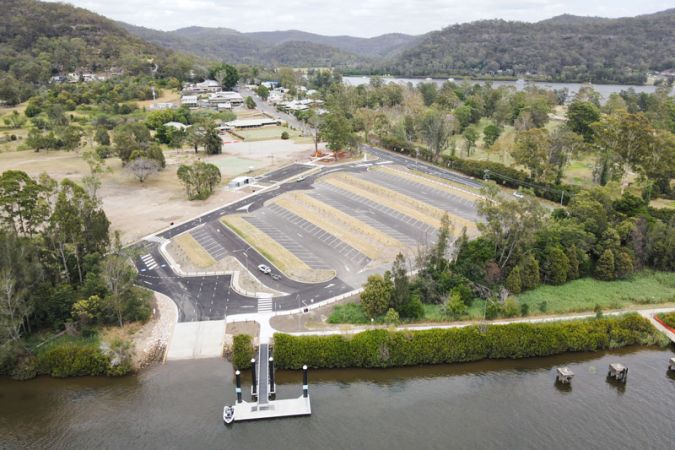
left=385, top=10, right=675, bottom=83
left=0, top=0, right=195, bottom=105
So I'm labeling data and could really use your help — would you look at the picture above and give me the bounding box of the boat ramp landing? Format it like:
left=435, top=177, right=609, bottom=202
left=227, top=342, right=311, bottom=423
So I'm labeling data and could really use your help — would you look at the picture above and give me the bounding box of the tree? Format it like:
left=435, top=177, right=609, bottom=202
left=203, top=124, right=223, bottom=155
left=101, top=235, right=138, bottom=327
left=127, top=157, right=159, bottom=183
left=0, top=170, right=53, bottom=235
left=112, top=123, right=151, bottom=163
left=211, top=64, right=239, bottom=90
left=483, top=123, right=501, bottom=147
left=390, top=253, right=410, bottom=312
left=504, top=266, right=522, bottom=294
left=519, top=254, right=540, bottom=290
left=94, top=127, right=110, bottom=146
left=614, top=250, right=634, bottom=279
left=595, top=249, right=615, bottom=280
left=384, top=308, right=400, bottom=325
left=256, top=84, right=270, bottom=101
left=177, top=162, right=222, bottom=200
left=420, top=109, right=454, bottom=162
left=549, top=126, right=584, bottom=184
left=567, top=100, right=600, bottom=142
left=462, top=125, right=479, bottom=156
left=442, top=290, right=467, bottom=319
left=320, top=111, right=354, bottom=158
left=512, top=128, right=551, bottom=181
left=477, top=182, right=546, bottom=269
left=360, top=273, right=393, bottom=318
left=540, top=245, right=568, bottom=285
left=245, top=96, right=256, bottom=109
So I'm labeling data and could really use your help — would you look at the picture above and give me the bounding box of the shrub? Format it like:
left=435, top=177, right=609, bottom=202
left=503, top=297, right=520, bottom=318
left=384, top=308, right=400, bottom=325
left=328, top=303, right=369, bottom=324
left=505, top=266, right=522, bottom=294
left=274, top=314, right=665, bottom=369
left=657, top=312, right=675, bottom=328
left=232, top=334, right=255, bottom=369
left=36, top=340, right=110, bottom=377
left=281, top=131, right=290, bottom=140
left=485, top=298, right=502, bottom=319
left=595, top=249, right=616, bottom=280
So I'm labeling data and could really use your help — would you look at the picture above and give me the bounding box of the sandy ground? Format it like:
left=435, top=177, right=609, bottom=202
left=0, top=136, right=317, bottom=243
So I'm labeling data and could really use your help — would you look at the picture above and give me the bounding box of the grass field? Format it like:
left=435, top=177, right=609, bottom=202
left=516, top=271, right=675, bottom=314
left=237, top=125, right=302, bottom=142
left=327, top=271, right=675, bottom=325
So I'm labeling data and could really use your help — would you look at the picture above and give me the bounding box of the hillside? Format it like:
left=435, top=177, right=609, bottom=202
left=385, top=9, right=675, bottom=83
left=0, top=0, right=192, bottom=104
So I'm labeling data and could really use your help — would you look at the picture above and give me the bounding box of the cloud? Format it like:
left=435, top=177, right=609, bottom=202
left=46, top=0, right=672, bottom=36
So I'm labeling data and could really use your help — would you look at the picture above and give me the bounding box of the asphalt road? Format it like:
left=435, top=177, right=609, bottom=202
left=133, top=146, right=482, bottom=321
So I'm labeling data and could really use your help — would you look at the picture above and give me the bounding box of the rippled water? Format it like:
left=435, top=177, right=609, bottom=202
left=1, top=346, right=674, bottom=449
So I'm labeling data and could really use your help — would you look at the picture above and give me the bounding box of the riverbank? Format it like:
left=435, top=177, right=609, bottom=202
left=234, top=314, right=670, bottom=370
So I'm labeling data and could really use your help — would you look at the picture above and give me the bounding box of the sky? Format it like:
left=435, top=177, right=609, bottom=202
left=48, top=0, right=673, bottom=37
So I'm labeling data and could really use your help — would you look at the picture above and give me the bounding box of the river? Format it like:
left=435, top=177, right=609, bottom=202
left=343, top=76, right=660, bottom=103
left=2, top=346, right=674, bottom=449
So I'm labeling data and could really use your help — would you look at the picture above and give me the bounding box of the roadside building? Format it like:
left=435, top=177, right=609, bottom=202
left=225, top=118, right=281, bottom=129
left=228, top=176, right=255, bottom=188
left=163, top=122, right=189, bottom=130
left=207, top=91, right=244, bottom=107
left=149, top=102, right=176, bottom=110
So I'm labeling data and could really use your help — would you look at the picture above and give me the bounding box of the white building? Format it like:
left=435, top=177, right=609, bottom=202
left=207, top=91, right=244, bottom=106
left=228, top=176, right=255, bottom=188
left=163, top=122, right=189, bottom=130
left=181, top=95, right=199, bottom=108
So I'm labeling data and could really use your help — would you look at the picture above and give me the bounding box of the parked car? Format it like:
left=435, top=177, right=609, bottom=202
left=513, top=191, right=524, bottom=199
left=271, top=274, right=281, bottom=280
left=257, top=264, right=271, bottom=274
left=296, top=175, right=306, bottom=182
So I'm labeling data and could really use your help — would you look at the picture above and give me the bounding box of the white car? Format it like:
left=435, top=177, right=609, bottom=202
left=257, top=264, right=272, bottom=274
left=513, top=191, right=525, bottom=199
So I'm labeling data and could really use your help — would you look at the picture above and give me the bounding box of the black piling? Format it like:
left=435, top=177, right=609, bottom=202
left=269, top=357, right=276, bottom=394
left=235, top=370, right=242, bottom=403
left=302, top=365, right=308, bottom=398
left=251, top=358, right=257, bottom=397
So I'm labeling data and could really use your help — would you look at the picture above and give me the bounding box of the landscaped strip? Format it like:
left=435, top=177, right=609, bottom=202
left=173, top=232, right=216, bottom=268
left=273, top=191, right=402, bottom=260
left=272, top=314, right=667, bottom=369
left=221, top=214, right=334, bottom=283
left=322, top=173, right=478, bottom=236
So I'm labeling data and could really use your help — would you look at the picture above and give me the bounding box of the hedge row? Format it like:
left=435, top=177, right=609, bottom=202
left=232, top=334, right=255, bottom=369
left=273, top=314, right=665, bottom=369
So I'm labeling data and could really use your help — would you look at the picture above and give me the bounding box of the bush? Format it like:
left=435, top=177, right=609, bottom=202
left=232, top=334, right=255, bottom=369
left=274, top=314, right=665, bottom=369
left=36, top=340, right=111, bottom=377
left=328, top=303, right=370, bottom=324
left=281, top=131, right=290, bottom=140
left=656, top=312, right=675, bottom=329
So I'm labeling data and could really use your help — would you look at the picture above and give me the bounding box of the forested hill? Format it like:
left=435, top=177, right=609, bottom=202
left=0, top=0, right=194, bottom=104
left=384, top=9, right=675, bottom=84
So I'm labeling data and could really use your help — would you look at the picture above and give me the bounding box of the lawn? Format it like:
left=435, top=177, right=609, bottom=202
left=237, top=125, right=302, bottom=142
left=517, top=271, right=675, bottom=314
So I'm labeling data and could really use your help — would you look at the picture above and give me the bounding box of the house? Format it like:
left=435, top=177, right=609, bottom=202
left=261, top=81, right=280, bottom=89
left=207, top=91, right=244, bottom=106
left=182, top=79, right=222, bottom=95
left=217, top=103, right=232, bottom=111
left=181, top=95, right=199, bottom=108
left=268, top=91, right=285, bottom=104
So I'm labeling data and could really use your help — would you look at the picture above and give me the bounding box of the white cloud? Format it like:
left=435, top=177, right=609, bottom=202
left=45, top=0, right=672, bottom=36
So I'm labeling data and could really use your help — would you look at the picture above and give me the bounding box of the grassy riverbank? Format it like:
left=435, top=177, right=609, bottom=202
left=328, top=271, right=675, bottom=324
left=272, top=314, right=668, bottom=370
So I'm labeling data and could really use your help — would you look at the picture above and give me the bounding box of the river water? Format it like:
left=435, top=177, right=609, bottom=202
left=1, top=346, right=674, bottom=449
left=343, top=76, right=659, bottom=103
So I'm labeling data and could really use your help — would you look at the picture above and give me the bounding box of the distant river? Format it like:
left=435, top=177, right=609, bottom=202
left=343, top=76, right=659, bottom=103
left=1, top=346, right=674, bottom=449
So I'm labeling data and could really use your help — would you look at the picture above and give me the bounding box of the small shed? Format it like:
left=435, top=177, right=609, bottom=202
left=228, top=176, right=255, bottom=189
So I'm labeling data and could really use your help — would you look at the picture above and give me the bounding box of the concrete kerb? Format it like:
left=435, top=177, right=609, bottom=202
left=159, top=291, right=180, bottom=363
left=157, top=238, right=269, bottom=298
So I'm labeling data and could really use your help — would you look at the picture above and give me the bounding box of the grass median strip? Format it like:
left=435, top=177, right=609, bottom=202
left=173, top=233, right=216, bottom=268
left=273, top=192, right=396, bottom=261
left=220, top=215, right=334, bottom=283
left=322, top=173, right=478, bottom=236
